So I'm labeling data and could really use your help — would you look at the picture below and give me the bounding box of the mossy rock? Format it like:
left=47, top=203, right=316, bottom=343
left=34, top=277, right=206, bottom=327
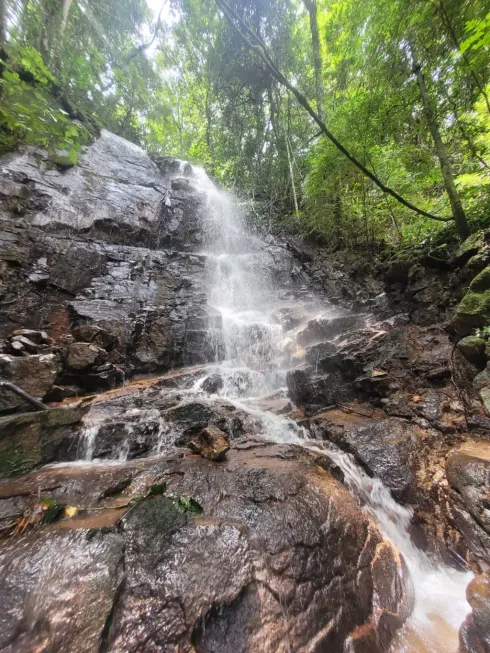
left=0, top=406, right=85, bottom=478
left=126, top=496, right=189, bottom=546
left=47, top=151, right=76, bottom=169
left=474, top=364, right=490, bottom=391
left=453, top=230, right=488, bottom=267
left=457, top=336, right=487, bottom=367
left=450, top=266, right=490, bottom=336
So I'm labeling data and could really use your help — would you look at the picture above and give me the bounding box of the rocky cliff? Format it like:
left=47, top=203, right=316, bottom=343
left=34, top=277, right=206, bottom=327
left=1, top=131, right=490, bottom=652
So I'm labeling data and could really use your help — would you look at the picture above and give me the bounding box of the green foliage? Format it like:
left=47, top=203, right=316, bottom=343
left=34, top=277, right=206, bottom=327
left=40, top=498, right=64, bottom=524
left=461, top=12, right=490, bottom=52
left=474, top=325, right=490, bottom=338
left=148, top=482, right=167, bottom=496
left=0, top=45, right=88, bottom=158
left=2, top=0, right=490, bottom=249
left=174, top=496, right=204, bottom=515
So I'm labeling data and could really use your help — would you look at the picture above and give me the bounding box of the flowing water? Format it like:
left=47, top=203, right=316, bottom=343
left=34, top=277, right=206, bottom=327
left=188, top=166, right=472, bottom=652
left=75, top=164, right=472, bottom=649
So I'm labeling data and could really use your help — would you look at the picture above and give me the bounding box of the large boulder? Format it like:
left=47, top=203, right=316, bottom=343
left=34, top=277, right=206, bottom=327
left=0, top=352, right=60, bottom=412
left=446, top=440, right=490, bottom=561
left=451, top=266, right=490, bottom=336
left=459, top=574, right=490, bottom=653
left=297, top=314, right=364, bottom=347
left=0, top=442, right=413, bottom=652
left=325, top=417, right=421, bottom=502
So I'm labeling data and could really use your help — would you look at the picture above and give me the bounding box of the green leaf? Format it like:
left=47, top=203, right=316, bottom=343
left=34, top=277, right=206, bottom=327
left=175, top=496, right=203, bottom=515
left=148, top=482, right=167, bottom=496
left=69, top=148, right=78, bottom=165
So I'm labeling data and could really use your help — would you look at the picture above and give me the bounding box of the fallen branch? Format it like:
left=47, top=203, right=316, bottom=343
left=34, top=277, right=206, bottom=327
left=215, top=0, right=452, bottom=224
left=0, top=381, right=48, bottom=411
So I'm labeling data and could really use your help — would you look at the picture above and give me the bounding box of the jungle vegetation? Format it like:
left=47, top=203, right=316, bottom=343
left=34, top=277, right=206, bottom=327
left=1, top=0, right=490, bottom=247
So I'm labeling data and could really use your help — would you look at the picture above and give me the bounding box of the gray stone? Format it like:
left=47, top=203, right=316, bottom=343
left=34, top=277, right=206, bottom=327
left=474, top=363, right=490, bottom=391
left=0, top=353, right=60, bottom=412
left=66, top=342, right=106, bottom=370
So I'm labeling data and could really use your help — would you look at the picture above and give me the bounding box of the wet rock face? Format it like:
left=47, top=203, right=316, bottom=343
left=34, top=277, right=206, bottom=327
left=0, top=133, right=226, bottom=397
left=329, top=418, right=421, bottom=502
left=0, top=352, right=60, bottom=411
left=459, top=574, right=490, bottom=653
left=0, top=131, right=310, bottom=405
left=0, top=405, right=86, bottom=478
left=0, top=443, right=413, bottom=652
left=447, top=441, right=490, bottom=561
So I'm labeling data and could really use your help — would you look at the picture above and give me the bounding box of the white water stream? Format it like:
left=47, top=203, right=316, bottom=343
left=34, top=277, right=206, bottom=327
left=190, top=166, right=472, bottom=652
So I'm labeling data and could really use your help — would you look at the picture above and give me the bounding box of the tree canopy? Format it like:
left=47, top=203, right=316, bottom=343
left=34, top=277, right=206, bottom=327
left=1, top=0, right=490, bottom=245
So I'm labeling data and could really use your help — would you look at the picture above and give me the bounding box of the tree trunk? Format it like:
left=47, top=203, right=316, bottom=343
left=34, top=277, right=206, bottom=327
left=286, top=134, right=299, bottom=215
left=0, top=0, right=6, bottom=50
left=333, top=192, right=343, bottom=246
left=215, top=0, right=454, bottom=226
left=53, top=0, right=73, bottom=73
left=303, top=0, right=324, bottom=122
left=410, top=43, right=470, bottom=241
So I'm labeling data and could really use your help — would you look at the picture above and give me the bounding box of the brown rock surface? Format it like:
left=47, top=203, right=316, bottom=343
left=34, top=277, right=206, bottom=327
left=188, top=425, right=230, bottom=460
left=0, top=443, right=413, bottom=652
left=0, top=353, right=60, bottom=411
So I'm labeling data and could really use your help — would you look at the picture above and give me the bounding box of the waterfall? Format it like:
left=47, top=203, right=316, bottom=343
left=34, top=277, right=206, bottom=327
left=68, top=162, right=471, bottom=651
left=189, top=165, right=472, bottom=652
left=192, top=166, right=286, bottom=398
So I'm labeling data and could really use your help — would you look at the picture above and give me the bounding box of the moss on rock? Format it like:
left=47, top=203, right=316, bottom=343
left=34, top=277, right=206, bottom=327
left=451, top=267, right=490, bottom=336
left=457, top=335, right=487, bottom=366
left=0, top=406, right=85, bottom=478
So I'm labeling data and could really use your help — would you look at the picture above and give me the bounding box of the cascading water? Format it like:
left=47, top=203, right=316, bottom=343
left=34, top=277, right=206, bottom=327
left=192, top=166, right=286, bottom=398
left=188, top=165, right=472, bottom=652
left=327, top=449, right=471, bottom=653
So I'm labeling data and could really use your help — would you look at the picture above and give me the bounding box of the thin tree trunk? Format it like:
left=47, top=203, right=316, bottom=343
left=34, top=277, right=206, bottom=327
left=0, top=0, right=6, bottom=50
left=286, top=134, right=299, bottom=215
left=303, top=0, right=324, bottom=122
left=333, top=192, right=343, bottom=246
left=52, top=0, right=73, bottom=73
left=410, top=43, right=470, bottom=241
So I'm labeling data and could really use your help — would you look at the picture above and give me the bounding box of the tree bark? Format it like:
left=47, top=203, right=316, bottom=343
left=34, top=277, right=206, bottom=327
left=0, top=0, right=6, bottom=49
left=52, top=0, right=73, bottom=73
left=215, top=0, right=454, bottom=227
left=410, top=42, right=470, bottom=241
left=303, top=0, right=324, bottom=122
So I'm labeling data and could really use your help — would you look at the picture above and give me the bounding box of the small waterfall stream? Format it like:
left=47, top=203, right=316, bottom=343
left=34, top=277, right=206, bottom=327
left=188, top=165, right=472, bottom=651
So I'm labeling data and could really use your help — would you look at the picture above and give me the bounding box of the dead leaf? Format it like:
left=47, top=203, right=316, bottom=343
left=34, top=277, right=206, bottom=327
left=372, top=369, right=388, bottom=377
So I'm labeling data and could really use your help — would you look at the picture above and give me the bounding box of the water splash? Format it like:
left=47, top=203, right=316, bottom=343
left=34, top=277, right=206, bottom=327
left=80, top=424, right=99, bottom=461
